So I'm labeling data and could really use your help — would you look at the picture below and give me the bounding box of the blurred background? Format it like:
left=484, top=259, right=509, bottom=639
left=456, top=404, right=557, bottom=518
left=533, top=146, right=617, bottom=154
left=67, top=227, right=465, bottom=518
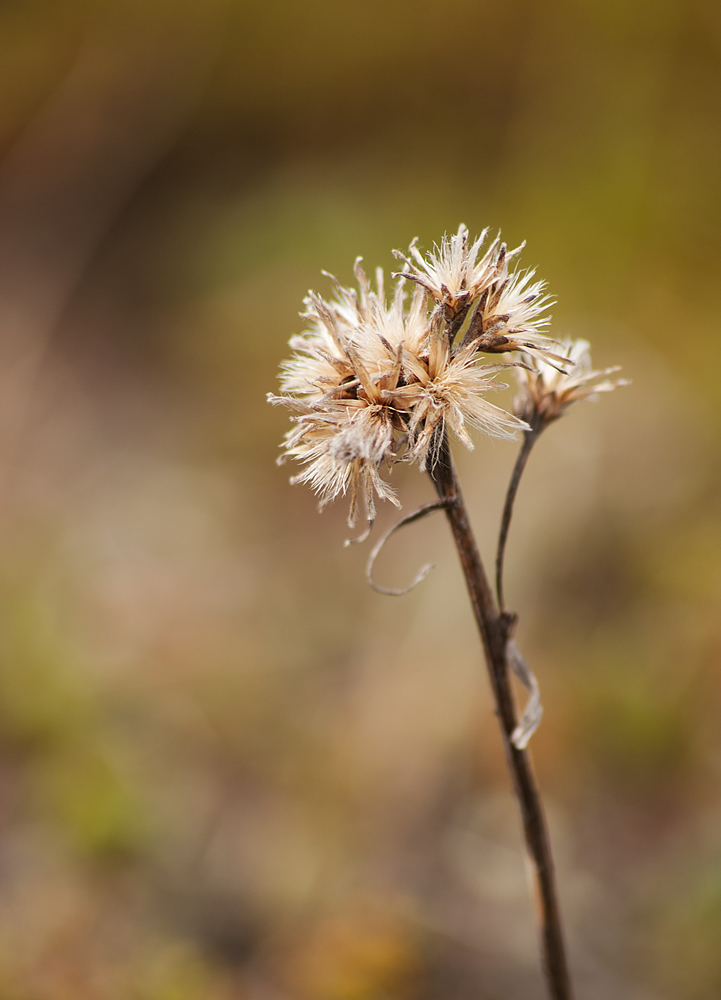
left=0, top=0, right=719, bottom=997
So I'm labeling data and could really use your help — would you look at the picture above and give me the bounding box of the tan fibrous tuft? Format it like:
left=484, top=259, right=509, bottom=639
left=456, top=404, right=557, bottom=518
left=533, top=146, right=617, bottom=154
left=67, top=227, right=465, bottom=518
left=270, top=232, right=623, bottom=525
left=513, top=338, right=629, bottom=428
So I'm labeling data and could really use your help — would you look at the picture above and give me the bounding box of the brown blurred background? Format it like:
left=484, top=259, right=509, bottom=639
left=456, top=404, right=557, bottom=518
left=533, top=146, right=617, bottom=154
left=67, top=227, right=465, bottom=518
left=0, top=1, right=719, bottom=997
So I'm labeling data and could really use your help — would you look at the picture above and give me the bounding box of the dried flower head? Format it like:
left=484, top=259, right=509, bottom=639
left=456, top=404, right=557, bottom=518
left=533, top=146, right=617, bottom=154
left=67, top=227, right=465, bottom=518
left=393, top=224, right=500, bottom=331
left=269, top=263, right=407, bottom=525
left=461, top=261, right=565, bottom=367
left=270, top=246, right=533, bottom=524
left=271, top=231, right=624, bottom=526
left=513, top=338, right=629, bottom=428
left=395, top=226, right=567, bottom=369
left=385, top=320, right=526, bottom=471
left=276, top=397, right=401, bottom=526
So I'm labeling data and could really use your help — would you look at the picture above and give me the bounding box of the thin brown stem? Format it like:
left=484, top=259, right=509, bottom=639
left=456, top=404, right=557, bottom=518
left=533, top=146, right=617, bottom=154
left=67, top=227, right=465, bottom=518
left=429, top=435, right=574, bottom=1000
left=496, top=424, right=542, bottom=611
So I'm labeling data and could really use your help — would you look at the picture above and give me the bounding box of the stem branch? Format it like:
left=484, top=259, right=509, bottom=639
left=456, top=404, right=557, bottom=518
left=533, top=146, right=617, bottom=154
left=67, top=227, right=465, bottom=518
left=429, top=435, right=573, bottom=1000
left=496, top=425, right=541, bottom=611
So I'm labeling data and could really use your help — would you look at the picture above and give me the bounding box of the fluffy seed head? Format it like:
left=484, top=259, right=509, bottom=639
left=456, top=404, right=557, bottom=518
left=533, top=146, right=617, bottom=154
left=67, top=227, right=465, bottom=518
left=271, top=230, right=623, bottom=526
left=513, top=338, right=629, bottom=427
left=393, top=224, right=500, bottom=331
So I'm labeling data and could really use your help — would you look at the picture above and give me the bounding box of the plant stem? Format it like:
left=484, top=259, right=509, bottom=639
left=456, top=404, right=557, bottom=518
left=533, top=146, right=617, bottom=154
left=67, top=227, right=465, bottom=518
left=429, top=434, right=574, bottom=1000
left=496, top=425, right=542, bottom=612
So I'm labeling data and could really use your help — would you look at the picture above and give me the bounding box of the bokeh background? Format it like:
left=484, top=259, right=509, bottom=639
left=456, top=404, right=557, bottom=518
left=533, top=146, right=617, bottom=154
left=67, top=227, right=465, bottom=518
left=0, top=1, right=720, bottom=997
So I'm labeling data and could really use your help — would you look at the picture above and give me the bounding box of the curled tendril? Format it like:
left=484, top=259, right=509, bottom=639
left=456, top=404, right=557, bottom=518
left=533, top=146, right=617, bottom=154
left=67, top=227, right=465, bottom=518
left=506, top=639, right=543, bottom=749
left=365, top=501, right=450, bottom=596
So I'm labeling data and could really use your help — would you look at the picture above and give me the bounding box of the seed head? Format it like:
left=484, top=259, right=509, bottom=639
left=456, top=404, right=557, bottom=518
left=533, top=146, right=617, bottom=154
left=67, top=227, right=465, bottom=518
left=271, top=231, right=618, bottom=526
left=394, top=226, right=569, bottom=369
left=513, top=338, right=629, bottom=428
left=393, top=224, right=499, bottom=332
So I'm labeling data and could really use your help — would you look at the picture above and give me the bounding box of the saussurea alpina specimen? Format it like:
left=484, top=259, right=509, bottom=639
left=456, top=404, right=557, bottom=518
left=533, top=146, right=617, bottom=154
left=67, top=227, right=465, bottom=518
left=269, top=225, right=626, bottom=1000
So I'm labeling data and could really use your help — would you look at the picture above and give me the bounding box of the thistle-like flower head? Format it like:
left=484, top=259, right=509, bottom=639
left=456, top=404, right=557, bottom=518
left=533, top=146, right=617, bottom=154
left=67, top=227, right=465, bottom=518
left=270, top=250, right=532, bottom=524
left=394, top=227, right=567, bottom=370
left=276, top=397, right=402, bottom=526
left=461, top=259, right=564, bottom=368
left=382, top=319, right=526, bottom=471
left=269, top=263, right=409, bottom=525
left=513, top=338, right=629, bottom=428
left=393, top=224, right=499, bottom=331
left=270, top=231, right=622, bottom=527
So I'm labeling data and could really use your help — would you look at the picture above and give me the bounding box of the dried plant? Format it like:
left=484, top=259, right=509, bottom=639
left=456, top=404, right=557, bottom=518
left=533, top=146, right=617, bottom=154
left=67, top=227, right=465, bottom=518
left=269, top=225, right=626, bottom=1000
